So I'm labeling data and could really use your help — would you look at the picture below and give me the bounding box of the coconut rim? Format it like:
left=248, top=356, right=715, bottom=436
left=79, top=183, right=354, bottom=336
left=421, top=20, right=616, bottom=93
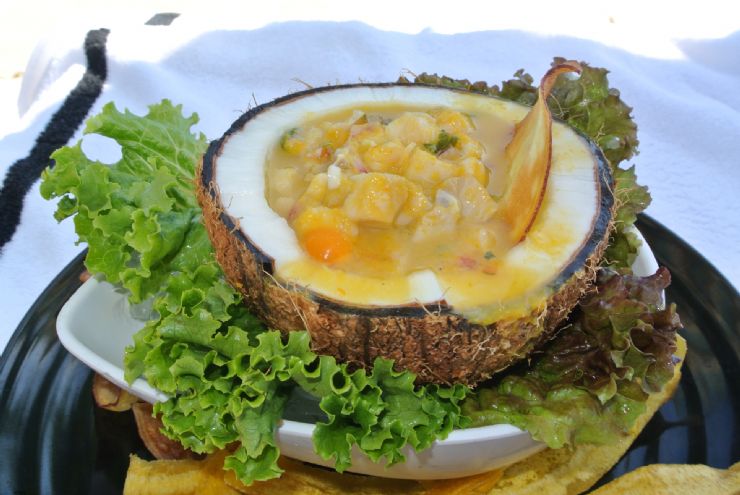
left=200, top=82, right=614, bottom=319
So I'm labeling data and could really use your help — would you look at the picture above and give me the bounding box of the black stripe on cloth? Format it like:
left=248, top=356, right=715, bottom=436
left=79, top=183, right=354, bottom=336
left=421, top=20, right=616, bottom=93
left=0, top=28, right=109, bottom=253
left=145, top=13, right=180, bottom=26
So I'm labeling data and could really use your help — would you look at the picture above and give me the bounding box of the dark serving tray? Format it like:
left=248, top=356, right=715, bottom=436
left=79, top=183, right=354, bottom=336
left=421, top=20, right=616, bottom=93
left=1, top=214, right=738, bottom=494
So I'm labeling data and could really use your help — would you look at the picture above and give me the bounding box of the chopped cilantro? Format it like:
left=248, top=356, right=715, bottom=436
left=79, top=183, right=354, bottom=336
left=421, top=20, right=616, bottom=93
left=279, top=127, right=299, bottom=149
left=424, top=129, right=458, bottom=155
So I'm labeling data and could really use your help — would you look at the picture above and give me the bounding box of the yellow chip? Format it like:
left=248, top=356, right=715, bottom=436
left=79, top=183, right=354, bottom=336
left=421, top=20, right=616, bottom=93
left=124, top=452, right=241, bottom=495
left=591, top=462, right=740, bottom=495
left=92, top=373, right=138, bottom=412
left=223, top=456, right=420, bottom=494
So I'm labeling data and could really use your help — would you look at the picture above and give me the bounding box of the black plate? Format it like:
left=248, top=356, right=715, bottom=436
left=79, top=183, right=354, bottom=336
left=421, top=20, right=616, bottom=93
left=1, top=215, right=738, bottom=494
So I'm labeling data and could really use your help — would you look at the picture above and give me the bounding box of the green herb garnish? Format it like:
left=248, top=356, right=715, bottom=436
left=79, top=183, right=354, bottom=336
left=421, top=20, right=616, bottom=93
left=424, top=129, right=458, bottom=155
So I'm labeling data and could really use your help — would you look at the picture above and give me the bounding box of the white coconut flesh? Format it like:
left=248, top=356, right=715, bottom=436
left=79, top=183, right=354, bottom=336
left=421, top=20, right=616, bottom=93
left=214, top=85, right=603, bottom=324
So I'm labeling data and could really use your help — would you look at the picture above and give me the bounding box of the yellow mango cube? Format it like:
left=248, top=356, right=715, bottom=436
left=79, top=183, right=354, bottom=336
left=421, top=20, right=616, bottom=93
left=325, top=125, right=350, bottom=149
left=404, top=148, right=460, bottom=192
left=456, top=134, right=484, bottom=159
left=458, top=157, right=490, bottom=187
left=438, top=176, right=497, bottom=223
left=362, top=141, right=406, bottom=173
left=386, top=112, right=438, bottom=145
left=395, top=181, right=432, bottom=226
left=343, top=173, right=410, bottom=225
left=434, top=109, right=474, bottom=134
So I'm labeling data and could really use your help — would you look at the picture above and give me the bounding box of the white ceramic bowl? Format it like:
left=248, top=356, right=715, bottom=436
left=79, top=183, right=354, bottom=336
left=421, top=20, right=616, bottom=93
left=56, top=229, right=659, bottom=480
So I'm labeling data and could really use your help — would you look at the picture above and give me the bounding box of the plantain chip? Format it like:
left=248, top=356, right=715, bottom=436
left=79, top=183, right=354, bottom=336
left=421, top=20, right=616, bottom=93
left=124, top=337, right=696, bottom=495
left=124, top=452, right=241, bottom=495
left=497, top=60, right=581, bottom=245
left=418, top=469, right=504, bottom=495
left=223, top=456, right=421, bottom=494
left=92, top=373, right=138, bottom=412
left=590, top=461, right=740, bottom=495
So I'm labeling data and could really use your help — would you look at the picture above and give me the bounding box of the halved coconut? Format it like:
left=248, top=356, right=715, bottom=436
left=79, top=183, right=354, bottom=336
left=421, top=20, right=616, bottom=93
left=197, top=83, right=614, bottom=386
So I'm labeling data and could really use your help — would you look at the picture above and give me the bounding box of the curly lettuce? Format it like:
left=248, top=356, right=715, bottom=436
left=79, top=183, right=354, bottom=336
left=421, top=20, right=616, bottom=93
left=40, top=100, right=211, bottom=303
left=462, top=268, right=680, bottom=447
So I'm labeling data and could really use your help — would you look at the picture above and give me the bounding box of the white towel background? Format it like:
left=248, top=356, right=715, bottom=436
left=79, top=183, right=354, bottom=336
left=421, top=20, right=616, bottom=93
left=1, top=13, right=739, bottom=352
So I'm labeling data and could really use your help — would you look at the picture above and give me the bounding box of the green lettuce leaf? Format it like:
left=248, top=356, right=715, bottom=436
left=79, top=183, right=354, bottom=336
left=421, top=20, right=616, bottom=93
left=144, top=324, right=468, bottom=483
left=303, top=357, right=469, bottom=471
left=461, top=268, right=681, bottom=448
left=40, top=100, right=209, bottom=303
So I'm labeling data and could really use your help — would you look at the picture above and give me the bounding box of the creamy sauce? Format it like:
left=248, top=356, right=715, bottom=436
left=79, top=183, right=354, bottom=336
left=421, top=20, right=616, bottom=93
left=470, top=112, right=511, bottom=197
left=265, top=105, right=514, bottom=281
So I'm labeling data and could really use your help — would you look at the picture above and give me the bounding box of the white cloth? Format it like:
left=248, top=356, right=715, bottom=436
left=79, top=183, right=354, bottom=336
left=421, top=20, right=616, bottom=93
left=1, top=16, right=739, bottom=353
